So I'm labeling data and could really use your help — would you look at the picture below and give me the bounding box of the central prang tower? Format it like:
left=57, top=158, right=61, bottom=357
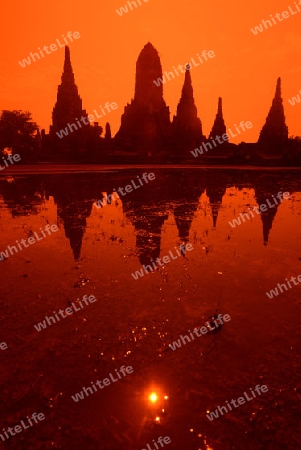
left=115, top=42, right=171, bottom=156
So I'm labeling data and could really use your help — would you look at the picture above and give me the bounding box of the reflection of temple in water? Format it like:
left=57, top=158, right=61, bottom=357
left=171, top=173, right=207, bottom=241
left=123, top=202, right=168, bottom=266
left=57, top=202, right=91, bottom=260
left=206, top=175, right=228, bottom=228
left=252, top=173, right=284, bottom=245
left=45, top=175, right=97, bottom=260
left=0, top=171, right=299, bottom=260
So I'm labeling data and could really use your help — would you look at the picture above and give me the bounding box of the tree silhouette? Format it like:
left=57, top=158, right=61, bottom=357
left=0, top=110, right=39, bottom=159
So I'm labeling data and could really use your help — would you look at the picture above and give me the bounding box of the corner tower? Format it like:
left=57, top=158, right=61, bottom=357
left=258, top=78, right=289, bottom=155
left=172, top=66, right=204, bottom=138
left=50, top=46, right=88, bottom=135
left=209, top=98, right=227, bottom=141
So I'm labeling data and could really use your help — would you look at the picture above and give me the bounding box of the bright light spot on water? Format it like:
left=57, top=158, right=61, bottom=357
left=149, top=392, right=158, bottom=403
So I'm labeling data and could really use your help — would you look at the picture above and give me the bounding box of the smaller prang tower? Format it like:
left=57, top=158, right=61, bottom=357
left=209, top=98, right=227, bottom=141
left=172, top=64, right=205, bottom=156
left=49, top=46, right=90, bottom=156
left=258, top=78, right=289, bottom=156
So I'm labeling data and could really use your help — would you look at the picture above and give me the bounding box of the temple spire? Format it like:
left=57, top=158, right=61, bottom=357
left=134, top=42, right=165, bottom=109
left=209, top=97, right=227, bottom=141
left=50, top=45, right=89, bottom=146
left=258, top=77, right=288, bottom=154
left=175, top=64, right=198, bottom=116
left=172, top=65, right=204, bottom=150
left=181, top=64, right=194, bottom=101
left=275, top=77, right=281, bottom=98
left=61, top=46, right=75, bottom=85
left=115, top=42, right=171, bottom=155
left=217, top=97, right=222, bottom=115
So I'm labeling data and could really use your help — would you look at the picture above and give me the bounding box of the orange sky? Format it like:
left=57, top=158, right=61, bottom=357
left=1, top=0, right=301, bottom=142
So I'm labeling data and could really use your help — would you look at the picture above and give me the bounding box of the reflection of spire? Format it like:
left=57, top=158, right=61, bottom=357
left=57, top=202, right=92, bottom=260
left=206, top=181, right=227, bottom=229
left=253, top=174, right=285, bottom=245
left=254, top=193, right=279, bottom=246
left=3, top=171, right=296, bottom=265
left=122, top=171, right=207, bottom=264
left=173, top=202, right=199, bottom=242
left=123, top=203, right=168, bottom=266
left=46, top=175, right=96, bottom=261
left=63, top=222, right=84, bottom=260
left=259, top=201, right=279, bottom=246
left=211, top=204, right=219, bottom=228
left=261, top=211, right=276, bottom=245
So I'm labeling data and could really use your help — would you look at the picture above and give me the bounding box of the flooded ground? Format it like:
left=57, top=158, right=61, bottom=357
left=0, top=168, right=301, bottom=450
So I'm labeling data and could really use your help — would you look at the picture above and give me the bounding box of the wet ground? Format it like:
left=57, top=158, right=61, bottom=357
left=0, top=168, right=301, bottom=450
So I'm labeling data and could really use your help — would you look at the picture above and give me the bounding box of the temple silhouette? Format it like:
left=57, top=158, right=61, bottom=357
left=37, top=43, right=300, bottom=164
left=171, top=64, right=205, bottom=159
left=115, top=42, right=171, bottom=158
left=258, top=78, right=289, bottom=157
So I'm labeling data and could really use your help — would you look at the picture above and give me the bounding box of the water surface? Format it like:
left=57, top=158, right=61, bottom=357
left=0, top=168, right=301, bottom=450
